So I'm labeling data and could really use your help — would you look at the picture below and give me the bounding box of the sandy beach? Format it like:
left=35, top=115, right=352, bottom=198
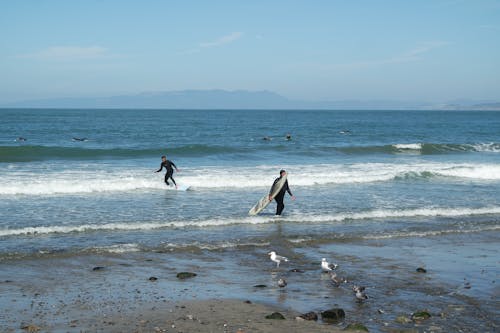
left=1, top=231, right=498, bottom=333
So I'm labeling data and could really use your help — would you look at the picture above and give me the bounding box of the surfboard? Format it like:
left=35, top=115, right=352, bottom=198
left=248, top=175, right=287, bottom=216
left=177, top=184, right=191, bottom=191
left=166, top=184, right=190, bottom=191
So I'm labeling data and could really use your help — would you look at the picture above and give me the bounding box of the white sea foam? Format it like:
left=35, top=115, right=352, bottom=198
left=433, top=165, right=500, bottom=180
left=470, top=143, right=500, bottom=153
left=291, top=206, right=500, bottom=223
left=1, top=206, right=499, bottom=237
left=364, top=225, right=500, bottom=240
left=393, top=143, right=422, bottom=150
left=91, top=243, right=141, bottom=254
left=0, top=162, right=499, bottom=195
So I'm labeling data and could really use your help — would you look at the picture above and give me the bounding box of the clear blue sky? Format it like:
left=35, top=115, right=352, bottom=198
left=1, top=0, right=499, bottom=103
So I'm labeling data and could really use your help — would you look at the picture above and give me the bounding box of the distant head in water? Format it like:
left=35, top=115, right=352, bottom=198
left=286, top=133, right=291, bottom=140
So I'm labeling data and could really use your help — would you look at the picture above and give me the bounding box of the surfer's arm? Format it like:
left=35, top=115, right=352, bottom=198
left=155, top=163, right=163, bottom=172
left=283, top=181, right=292, bottom=196
left=170, top=161, right=179, bottom=171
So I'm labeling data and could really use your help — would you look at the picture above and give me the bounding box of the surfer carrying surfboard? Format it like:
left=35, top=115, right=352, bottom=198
left=269, top=170, right=295, bottom=215
left=155, top=155, right=180, bottom=189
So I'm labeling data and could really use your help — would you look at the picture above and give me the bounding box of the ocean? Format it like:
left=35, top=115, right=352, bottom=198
left=1, top=109, right=499, bottom=332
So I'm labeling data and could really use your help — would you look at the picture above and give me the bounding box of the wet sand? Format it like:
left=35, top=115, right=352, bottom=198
left=1, top=230, right=499, bottom=332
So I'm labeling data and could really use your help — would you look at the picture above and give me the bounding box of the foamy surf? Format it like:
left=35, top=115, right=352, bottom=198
left=1, top=162, right=499, bottom=195
left=2, top=206, right=499, bottom=237
left=393, top=143, right=423, bottom=150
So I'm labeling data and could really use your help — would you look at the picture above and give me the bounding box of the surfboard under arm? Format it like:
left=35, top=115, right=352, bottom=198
left=248, top=175, right=287, bottom=216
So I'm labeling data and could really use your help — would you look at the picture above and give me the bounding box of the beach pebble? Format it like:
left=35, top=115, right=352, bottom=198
left=321, top=308, right=345, bottom=324
left=265, top=312, right=285, bottom=320
left=298, top=311, right=318, bottom=321
left=344, top=323, right=369, bottom=331
left=148, top=276, right=158, bottom=281
left=176, top=272, right=197, bottom=279
left=411, top=310, right=431, bottom=321
left=416, top=267, right=427, bottom=273
left=92, top=266, right=105, bottom=271
left=253, top=284, right=267, bottom=288
left=20, top=323, right=41, bottom=332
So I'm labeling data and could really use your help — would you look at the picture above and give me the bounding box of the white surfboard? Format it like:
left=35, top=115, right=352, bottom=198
left=248, top=175, right=287, bottom=216
left=166, top=184, right=190, bottom=191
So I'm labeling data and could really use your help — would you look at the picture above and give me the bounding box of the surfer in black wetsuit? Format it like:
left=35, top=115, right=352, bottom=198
left=269, top=169, right=295, bottom=215
left=156, top=155, right=180, bottom=188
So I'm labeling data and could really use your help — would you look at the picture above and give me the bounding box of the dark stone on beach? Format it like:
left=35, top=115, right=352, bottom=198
left=344, top=323, right=369, bottom=331
left=20, top=323, right=41, bottom=332
left=321, top=308, right=345, bottom=324
left=92, top=266, right=105, bottom=271
left=299, top=312, right=318, bottom=321
left=244, top=300, right=252, bottom=304
left=176, top=272, right=197, bottom=279
left=416, top=267, right=427, bottom=273
left=289, top=268, right=305, bottom=273
left=265, top=312, right=285, bottom=320
left=411, top=310, right=431, bottom=321
left=149, top=276, right=158, bottom=281
left=253, top=284, right=267, bottom=288
left=3, top=280, right=13, bottom=283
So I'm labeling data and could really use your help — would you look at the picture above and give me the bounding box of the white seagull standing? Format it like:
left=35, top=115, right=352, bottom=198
left=268, top=251, right=289, bottom=267
left=321, top=258, right=338, bottom=272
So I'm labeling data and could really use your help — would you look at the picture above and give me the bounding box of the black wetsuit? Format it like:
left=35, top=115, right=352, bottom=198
left=270, top=177, right=293, bottom=215
left=156, top=160, right=177, bottom=186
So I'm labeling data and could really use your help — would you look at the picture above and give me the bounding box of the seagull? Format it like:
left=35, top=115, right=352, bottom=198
left=278, top=278, right=287, bottom=288
left=353, top=285, right=368, bottom=301
left=268, top=251, right=289, bottom=267
left=321, top=258, right=338, bottom=272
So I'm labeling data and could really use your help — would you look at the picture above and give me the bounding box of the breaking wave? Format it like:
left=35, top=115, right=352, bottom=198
left=1, top=162, right=499, bottom=195
left=2, top=206, right=499, bottom=238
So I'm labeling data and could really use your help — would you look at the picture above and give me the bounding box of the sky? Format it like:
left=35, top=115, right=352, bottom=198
left=1, top=0, right=499, bottom=104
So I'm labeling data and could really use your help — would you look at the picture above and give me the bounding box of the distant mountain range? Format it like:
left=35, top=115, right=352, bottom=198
left=3, top=90, right=500, bottom=110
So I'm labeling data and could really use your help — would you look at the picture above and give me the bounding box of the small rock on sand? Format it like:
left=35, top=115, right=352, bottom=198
left=176, top=272, right=197, bottom=279
left=265, top=312, right=285, bottom=320
left=321, top=308, right=345, bottom=324
left=297, top=312, right=318, bottom=321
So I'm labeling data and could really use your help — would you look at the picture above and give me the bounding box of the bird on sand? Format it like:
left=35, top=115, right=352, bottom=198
left=321, top=258, right=338, bottom=272
left=268, top=251, right=289, bottom=267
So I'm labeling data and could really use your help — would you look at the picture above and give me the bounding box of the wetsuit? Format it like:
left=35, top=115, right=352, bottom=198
left=156, top=160, right=177, bottom=186
left=270, top=177, right=293, bottom=215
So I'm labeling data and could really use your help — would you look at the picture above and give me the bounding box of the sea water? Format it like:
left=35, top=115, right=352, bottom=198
left=1, top=109, right=499, bottom=331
